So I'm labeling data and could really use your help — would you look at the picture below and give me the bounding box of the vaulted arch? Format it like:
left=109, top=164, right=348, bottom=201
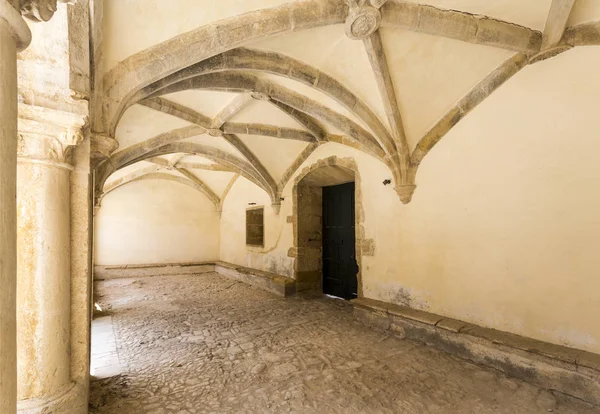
left=95, top=0, right=560, bottom=206
left=144, top=72, right=387, bottom=160
left=97, top=142, right=278, bottom=206
left=101, top=167, right=220, bottom=210
left=130, top=48, right=396, bottom=156
left=139, top=97, right=316, bottom=142
left=100, top=0, right=541, bottom=136
left=100, top=0, right=349, bottom=133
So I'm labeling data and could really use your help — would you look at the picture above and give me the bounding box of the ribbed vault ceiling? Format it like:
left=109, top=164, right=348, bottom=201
left=96, top=0, right=600, bottom=209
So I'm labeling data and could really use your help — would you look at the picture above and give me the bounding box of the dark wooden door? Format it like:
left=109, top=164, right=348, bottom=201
left=322, top=182, right=358, bottom=300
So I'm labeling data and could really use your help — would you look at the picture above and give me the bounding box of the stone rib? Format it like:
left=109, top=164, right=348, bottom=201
left=174, top=167, right=221, bottom=207
left=222, top=133, right=277, bottom=194
left=132, top=48, right=395, bottom=155
left=144, top=71, right=386, bottom=160
left=363, top=31, right=408, bottom=180
left=277, top=142, right=320, bottom=197
left=219, top=174, right=240, bottom=212
left=410, top=53, right=528, bottom=181
left=103, top=0, right=349, bottom=133
left=381, top=2, right=542, bottom=54
left=104, top=170, right=220, bottom=210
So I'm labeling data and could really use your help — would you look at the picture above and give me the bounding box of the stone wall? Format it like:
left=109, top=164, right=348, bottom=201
left=295, top=184, right=322, bottom=292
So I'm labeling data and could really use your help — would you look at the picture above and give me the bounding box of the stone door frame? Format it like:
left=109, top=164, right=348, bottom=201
left=289, top=156, right=371, bottom=298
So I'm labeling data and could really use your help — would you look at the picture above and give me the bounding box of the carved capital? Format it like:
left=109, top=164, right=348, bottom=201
left=18, top=102, right=86, bottom=167
left=17, top=128, right=82, bottom=166
left=19, top=0, right=71, bottom=22
left=90, top=132, right=118, bottom=164
left=345, top=5, right=381, bottom=40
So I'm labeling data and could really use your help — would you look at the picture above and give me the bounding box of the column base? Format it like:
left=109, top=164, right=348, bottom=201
left=17, top=382, right=87, bottom=414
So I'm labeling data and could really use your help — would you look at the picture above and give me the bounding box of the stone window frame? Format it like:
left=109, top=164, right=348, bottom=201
left=246, top=206, right=265, bottom=247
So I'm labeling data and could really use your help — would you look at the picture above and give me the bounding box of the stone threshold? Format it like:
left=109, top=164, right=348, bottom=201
left=94, top=261, right=296, bottom=298
left=352, top=297, right=600, bottom=407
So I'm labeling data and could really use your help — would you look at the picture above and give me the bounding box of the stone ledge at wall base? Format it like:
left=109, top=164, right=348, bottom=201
left=94, top=262, right=215, bottom=280
left=214, top=261, right=296, bottom=297
left=17, top=381, right=87, bottom=414
left=94, top=261, right=296, bottom=298
left=352, top=297, right=600, bottom=407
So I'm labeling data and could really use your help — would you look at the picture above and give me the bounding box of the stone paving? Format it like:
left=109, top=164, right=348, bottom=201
left=89, top=273, right=599, bottom=414
left=91, top=315, right=123, bottom=379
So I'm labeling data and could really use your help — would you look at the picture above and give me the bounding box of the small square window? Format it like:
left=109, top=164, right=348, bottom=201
left=246, top=207, right=264, bottom=246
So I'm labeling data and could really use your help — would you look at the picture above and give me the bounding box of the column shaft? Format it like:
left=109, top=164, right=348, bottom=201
left=17, top=158, right=72, bottom=401
left=0, top=18, right=18, bottom=414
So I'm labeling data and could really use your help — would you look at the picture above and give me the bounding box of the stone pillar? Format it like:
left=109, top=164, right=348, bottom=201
left=16, top=110, right=86, bottom=412
left=0, top=1, right=31, bottom=412
left=14, top=0, right=91, bottom=410
left=69, top=135, right=93, bottom=407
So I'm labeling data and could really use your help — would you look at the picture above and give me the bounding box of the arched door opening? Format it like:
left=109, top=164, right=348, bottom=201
left=293, top=158, right=363, bottom=300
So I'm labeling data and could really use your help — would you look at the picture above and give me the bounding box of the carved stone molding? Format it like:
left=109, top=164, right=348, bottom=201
left=17, top=102, right=86, bottom=168
left=251, top=91, right=270, bottom=101
left=345, top=5, right=381, bottom=40
left=17, top=128, right=82, bottom=168
left=19, top=0, right=70, bottom=22
left=292, top=156, right=367, bottom=296
left=0, top=0, right=32, bottom=50
left=91, top=132, right=118, bottom=163
left=396, top=184, right=416, bottom=205
left=207, top=128, right=223, bottom=137
left=16, top=381, right=86, bottom=414
left=369, top=0, right=387, bottom=8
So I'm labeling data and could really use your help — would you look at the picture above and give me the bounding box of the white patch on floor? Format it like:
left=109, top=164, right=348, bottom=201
left=91, top=315, right=123, bottom=379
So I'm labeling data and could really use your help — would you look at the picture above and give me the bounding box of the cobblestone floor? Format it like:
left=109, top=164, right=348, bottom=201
left=89, top=273, right=599, bottom=414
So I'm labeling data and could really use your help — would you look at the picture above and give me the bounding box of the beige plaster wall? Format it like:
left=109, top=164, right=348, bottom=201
left=95, top=179, right=220, bottom=265
left=218, top=47, right=600, bottom=354
left=220, top=177, right=294, bottom=277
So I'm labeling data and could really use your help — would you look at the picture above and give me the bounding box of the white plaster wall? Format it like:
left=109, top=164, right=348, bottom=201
left=95, top=180, right=220, bottom=265
left=219, top=47, right=600, bottom=354
left=220, top=177, right=294, bottom=277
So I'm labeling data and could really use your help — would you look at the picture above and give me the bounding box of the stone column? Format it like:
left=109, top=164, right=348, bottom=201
left=0, top=1, right=31, bottom=412
left=15, top=2, right=91, bottom=410
left=16, top=109, right=86, bottom=413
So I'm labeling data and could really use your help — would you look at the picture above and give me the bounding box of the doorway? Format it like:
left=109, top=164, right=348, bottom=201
left=292, top=158, right=363, bottom=300
left=322, top=182, right=358, bottom=300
